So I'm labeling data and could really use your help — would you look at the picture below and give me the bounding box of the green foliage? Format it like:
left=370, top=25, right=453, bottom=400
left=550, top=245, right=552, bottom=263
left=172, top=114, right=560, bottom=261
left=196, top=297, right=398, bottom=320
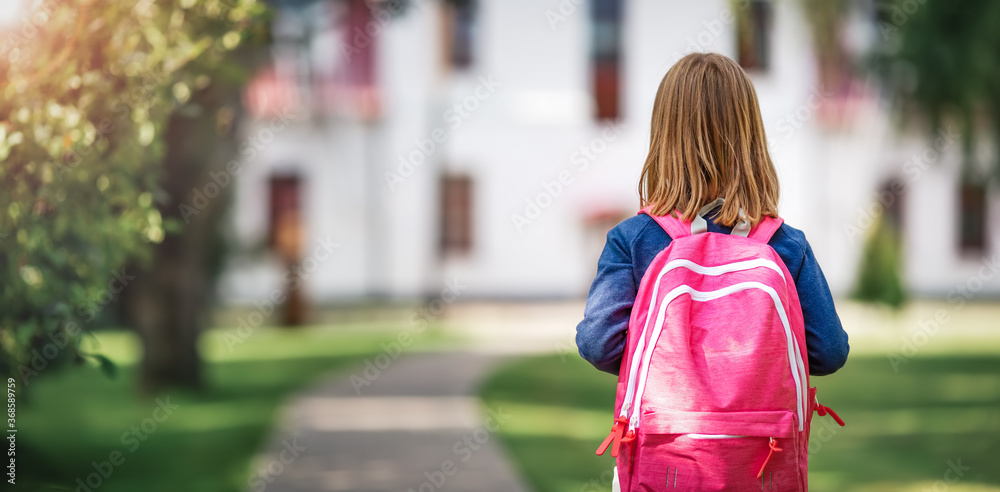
left=0, top=0, right=267, bottom=381
left=872, top=0, right=1000, bottom=177
left=16, top=324, right=400, bottom=491
left=852, top=215, right=907, bottom=308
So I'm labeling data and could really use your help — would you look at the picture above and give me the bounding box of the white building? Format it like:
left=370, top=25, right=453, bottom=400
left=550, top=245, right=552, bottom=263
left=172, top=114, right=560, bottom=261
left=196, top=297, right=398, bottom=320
left=219, top=0, right=999, bottom=306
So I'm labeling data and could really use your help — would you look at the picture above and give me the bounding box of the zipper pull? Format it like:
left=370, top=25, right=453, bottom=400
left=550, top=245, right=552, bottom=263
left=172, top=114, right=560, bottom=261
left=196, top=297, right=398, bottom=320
left=816, top=402, right=845, bottom=426
left=596, top=417, right=631, bottom=457
left=756, top=438, right=782, bottom=478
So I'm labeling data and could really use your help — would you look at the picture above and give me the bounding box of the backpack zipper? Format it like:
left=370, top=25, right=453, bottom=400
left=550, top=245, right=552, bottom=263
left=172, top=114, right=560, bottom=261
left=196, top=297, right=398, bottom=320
left=684, top=434, right=748, bottom=439
left=618, top=259, right=787, bottom=421
left=625, top=281, right=807, bottom=433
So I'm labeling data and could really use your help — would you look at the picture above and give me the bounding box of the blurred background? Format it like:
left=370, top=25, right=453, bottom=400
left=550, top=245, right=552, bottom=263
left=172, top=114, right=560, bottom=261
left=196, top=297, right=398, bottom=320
left=1, top=0, right=998, bottom=491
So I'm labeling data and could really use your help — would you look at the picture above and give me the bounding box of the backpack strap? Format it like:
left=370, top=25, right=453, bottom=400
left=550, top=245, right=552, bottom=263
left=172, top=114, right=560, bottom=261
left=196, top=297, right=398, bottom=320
left=748, top=216, right=784, bottom=243
left=640, top=198, right=750, bottom=239
left=640, top=202, right=784, bottom=243
left=638, top=206, right=691, bottom=239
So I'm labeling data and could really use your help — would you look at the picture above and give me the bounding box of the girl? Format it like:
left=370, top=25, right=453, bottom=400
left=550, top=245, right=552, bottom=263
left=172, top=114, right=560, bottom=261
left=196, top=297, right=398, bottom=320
left=576, top=52, right=849, bottom=379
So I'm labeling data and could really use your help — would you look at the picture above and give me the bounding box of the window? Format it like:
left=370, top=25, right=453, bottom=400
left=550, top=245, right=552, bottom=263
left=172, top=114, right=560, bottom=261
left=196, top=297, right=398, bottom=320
left=443, top=0, right=477, bottom=69
left=340, top=0, right=378, bottom=89
left=440, top=175, right=473, bottom=256
left=590, top=0, right=622, bottom=120
left=959, top=181, right=987, bottom=253
left=269, top=174, right=303, bottom=260
left=737, top=0, right=773, bottom=72
left=306, top=0, right=382, bottom=119
left=267, top=173, right=306, bottom=326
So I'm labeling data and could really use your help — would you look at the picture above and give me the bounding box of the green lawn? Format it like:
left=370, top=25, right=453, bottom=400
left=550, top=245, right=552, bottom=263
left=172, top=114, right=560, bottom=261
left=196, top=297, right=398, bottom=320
left=481, top=354, right=1000, bottom=492
left=15, top=322, right=442, bottom=492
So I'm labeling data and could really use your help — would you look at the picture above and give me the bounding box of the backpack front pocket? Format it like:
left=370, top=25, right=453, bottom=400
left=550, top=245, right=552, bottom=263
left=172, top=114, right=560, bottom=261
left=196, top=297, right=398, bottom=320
left=630, top=432, right=800, bottom=491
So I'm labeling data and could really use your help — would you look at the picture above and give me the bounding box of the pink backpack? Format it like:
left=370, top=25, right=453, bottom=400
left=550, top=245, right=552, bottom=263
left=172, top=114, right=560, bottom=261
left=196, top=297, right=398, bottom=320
left=596, top=199, right=844, bottom=491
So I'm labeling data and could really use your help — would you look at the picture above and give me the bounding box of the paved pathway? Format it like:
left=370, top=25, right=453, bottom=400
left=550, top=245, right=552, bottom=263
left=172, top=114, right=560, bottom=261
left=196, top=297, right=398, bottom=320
left=251, top=351, right=531, bottom=492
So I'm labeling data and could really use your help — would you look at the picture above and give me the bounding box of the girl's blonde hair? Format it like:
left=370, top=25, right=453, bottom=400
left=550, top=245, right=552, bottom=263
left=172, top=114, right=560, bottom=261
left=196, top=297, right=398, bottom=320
left=639, top=52, right=780, bottom=227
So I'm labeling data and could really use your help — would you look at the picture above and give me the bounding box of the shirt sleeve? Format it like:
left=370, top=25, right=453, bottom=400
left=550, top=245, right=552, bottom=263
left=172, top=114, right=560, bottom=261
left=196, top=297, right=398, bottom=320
left=795, top=242, right=851, bottom=376
left=575, top=226, right=636, bottom=375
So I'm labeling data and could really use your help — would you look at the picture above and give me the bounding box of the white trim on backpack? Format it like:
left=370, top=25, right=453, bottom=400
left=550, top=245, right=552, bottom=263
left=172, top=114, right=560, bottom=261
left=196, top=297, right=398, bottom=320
left=659, top=258, right=785, bottom=280
left=684, top=434, right=749, bottom=439
left=618, top=259, right=788, bottom=422
left=624, top=281, right=808, bottom=433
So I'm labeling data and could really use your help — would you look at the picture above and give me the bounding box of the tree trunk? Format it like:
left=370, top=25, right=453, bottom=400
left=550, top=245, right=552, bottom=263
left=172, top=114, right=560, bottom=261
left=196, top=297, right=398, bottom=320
left=130, top=220, right=211, bottom=392
left=124, top=90, right=238, bottom=393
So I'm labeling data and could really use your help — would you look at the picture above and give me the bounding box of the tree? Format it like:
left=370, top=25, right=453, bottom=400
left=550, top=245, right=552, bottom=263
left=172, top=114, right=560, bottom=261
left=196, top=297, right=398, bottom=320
left=122, top=33, right=271, bottom=391
left=852, top=214, right=907, bottom=308
left=0, top=0, right=266, bottom=387
left=871, top=0, right=1000, bottom=179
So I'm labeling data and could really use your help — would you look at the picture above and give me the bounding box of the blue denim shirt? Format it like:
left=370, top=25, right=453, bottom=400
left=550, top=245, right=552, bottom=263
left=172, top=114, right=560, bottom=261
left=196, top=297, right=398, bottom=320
left=576, top=213, right=850, bottom=376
